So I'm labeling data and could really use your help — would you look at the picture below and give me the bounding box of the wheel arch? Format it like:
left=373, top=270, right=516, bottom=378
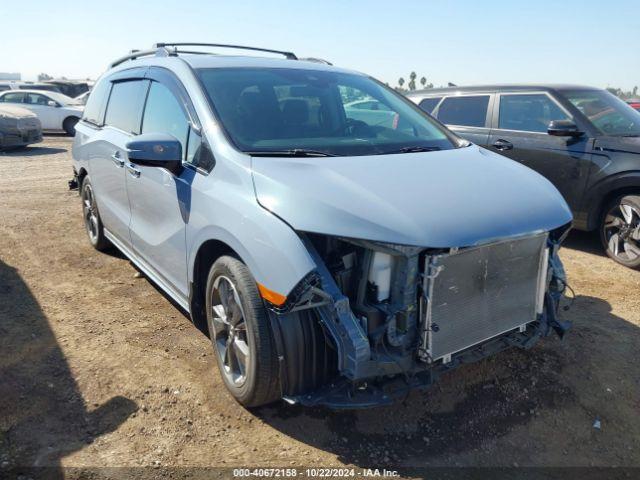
left=77, top=166, right=88, bottom=188
left=584, top=172, right=640, bottom=230
left=63, top=115, right=80, bottom=126
left=189, top=238, right=244, bottom=335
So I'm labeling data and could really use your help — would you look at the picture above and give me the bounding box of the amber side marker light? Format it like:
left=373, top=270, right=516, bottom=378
left=257, top=283, right=287, bottom=306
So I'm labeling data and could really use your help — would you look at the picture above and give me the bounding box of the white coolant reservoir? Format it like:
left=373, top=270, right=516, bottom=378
left=368, top=252, right=394, bottom=302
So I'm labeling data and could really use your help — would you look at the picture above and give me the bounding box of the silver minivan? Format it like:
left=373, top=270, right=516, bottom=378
left=72, top=43, right=573, bottom=408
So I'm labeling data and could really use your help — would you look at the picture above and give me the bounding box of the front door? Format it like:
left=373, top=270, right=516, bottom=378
left=23, top=93, right=59, bottom=129
left=126, top=78, right=192, bottom=297
left=488, top=92, right=591, bottom=211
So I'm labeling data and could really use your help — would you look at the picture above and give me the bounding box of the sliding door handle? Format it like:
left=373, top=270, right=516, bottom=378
left=126, top=163, right=141, bottom=178
left=110, top=152, right=124, bottom=167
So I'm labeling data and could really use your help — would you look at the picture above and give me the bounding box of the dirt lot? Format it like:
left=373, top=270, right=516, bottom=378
left=1, top=137, right=639, bottom=477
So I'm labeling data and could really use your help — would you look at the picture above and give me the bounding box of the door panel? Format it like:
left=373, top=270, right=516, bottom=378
left=489, top=93, right=591, bottom=211
left=488, top=130, right=591, bottom=210
left=88, top=128, right=132, bottom=246
left=23, top=93, right=58, bottom=129
left=127, top=166, right=190, bottom=296
left=449, top=125, right=491, bottom=146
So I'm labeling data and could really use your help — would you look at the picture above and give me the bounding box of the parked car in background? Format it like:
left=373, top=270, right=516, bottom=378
left=408, top=85, right=640, bottom=268
left=344, top=98, right=398, bottom=128
left=0, top=105, right=42, bottom=150
left=0, top=89, right=84, bottom=135
left=75, top=90, right=91, bottom=105
left=0, top=82, right=62, bottom=93
left=0, top=82, right=17, bottom=92
left=627, top=99, right=640, bottom=111
left=16, top=83, right=63, bottom=94
left=44, top=80, right=91, bottom=98
left=72, top=43, right=571, bottom=409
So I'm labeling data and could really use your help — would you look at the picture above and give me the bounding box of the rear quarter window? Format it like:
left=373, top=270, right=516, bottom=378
left=104, top=80, right=149, bottom=134
left=437, top=95, right=490, bottom=127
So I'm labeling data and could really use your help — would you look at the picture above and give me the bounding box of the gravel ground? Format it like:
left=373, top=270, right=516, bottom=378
left=1, top=137, right=639, bottom=477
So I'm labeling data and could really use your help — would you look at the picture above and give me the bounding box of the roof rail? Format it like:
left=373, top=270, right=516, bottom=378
left=110, top=48, right=171, bottom=68
left=153, top=43, right=297, bottom=60
left=109, top=43, right=300, bottom=69
left=299, top=57, right=333, bottom=66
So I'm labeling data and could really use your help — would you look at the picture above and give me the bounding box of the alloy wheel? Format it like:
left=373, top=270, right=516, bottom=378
left=603, top=200, right=640, bottom=263
left=210, top=276, right=250, bottom=386
left=82, top=183, right=99, bottom=244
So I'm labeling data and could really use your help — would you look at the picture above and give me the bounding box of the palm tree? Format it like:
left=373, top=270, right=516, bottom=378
left=408, top=71, right=417, bottom=91
left=398, top=77, right=405, bottom=88
left=420, top=77, right=427, bottom=87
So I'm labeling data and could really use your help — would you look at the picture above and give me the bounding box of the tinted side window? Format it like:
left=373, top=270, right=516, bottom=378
left=83, top=79, right=111, bottom=126
left=186, top=129, right=216, bottom=172
left=141, top=81, right=189, bottom=157
left=104, top=80, right=148, bottom=134
left=25, top=93, right=50, bottom=106
left=437, top=95, right=489, bottom=127
left=498, top=94, right=570, bottom=133
left=1, top=92, right=25, bottom=103
left=419, top=97, right=442, bottom=113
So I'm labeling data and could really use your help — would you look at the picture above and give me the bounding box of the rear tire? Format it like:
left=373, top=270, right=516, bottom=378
left=205, top=256, right=280, bottom=407
left=63, top=117, right=79, bottom=136
left=600, top=194, right=640, bottom=269
left=81, top=177, right=110, bottom=251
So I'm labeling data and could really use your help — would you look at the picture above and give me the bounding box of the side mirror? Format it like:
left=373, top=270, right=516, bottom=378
left=47, top=100, right=58, bottom=107
left=126, top=133, right=182, bottom=175
left=548, top=120, right=583, bottom=137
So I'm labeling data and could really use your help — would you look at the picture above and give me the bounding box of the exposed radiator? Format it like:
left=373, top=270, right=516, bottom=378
left=420, top=233, right=549, bottom=363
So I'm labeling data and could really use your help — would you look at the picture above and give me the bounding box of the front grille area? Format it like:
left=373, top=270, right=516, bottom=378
left=18, top=118, right=40, bottom=129
left=421, top=233, right=548, bottom=362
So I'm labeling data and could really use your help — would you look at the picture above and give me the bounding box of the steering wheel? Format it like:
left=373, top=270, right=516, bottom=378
left=343, top=118, right=375, bottom=137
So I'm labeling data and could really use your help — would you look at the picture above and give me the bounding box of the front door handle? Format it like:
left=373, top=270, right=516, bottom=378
left=111, top=152, right=125, bottom=167
left=492, top=139, right=513, bottom=151
left=126, top=163, right=141, bottom=178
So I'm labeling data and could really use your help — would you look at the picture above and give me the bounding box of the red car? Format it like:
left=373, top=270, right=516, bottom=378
left=627, top=99, right=640, bottom=111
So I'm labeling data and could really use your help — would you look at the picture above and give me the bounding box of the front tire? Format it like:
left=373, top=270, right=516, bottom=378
left=81, top=177, right=110, bottom=251
left=205, top=256, right=280, bottom=407
left=600, top=194, right=640, bottom=269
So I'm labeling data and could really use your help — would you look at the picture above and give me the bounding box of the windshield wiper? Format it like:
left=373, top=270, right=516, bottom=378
left=246, top=149, right=337, bottom=157
left=379, top=146, right=442, bottom=155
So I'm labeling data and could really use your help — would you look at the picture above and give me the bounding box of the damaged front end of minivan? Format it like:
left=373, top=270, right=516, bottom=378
left=263, top=224, right=572, bottom=409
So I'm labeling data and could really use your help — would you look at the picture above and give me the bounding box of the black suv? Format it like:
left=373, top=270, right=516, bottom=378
left=409, top=85, right=640, bottom=268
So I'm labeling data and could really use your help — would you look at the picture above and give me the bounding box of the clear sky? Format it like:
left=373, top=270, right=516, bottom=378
left=1, top=0, right=638, bottom=90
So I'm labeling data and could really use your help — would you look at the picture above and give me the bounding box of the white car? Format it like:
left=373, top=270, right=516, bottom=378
left=344, top=97, right=398, bottom=129
left=0, top=89, right=84, bottom=135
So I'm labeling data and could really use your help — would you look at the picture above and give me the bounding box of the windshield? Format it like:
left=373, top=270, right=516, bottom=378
left=563, top=89, right=640, bottom=136
left=197, top=68, right=458, bottom=156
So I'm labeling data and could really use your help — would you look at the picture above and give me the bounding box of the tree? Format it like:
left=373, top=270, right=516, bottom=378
left=420, top=76, right=427, bottom=87
left=408, top=71, right=417, bottom=91
left=37, top=73, right=52, bottom=81
left=634, top=86, right=638, bottom=97
left=398, top=77, right=405, bottom=89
